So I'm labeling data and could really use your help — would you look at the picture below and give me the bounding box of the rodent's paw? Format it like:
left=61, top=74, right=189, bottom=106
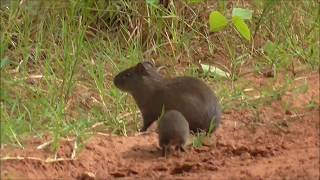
left=139, top=127, right=147, bottom=132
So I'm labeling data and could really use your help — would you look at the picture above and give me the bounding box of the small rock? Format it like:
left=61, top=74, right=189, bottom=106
left=171, top=164, right=193, bottom=174
left=110, top=172, right=126, bottom=178
left=240, top=152, right=251, bottom=160
left=281, top=142, right=289, bottom=150
left=262, top=69, right=274, bottom=78
left=206, top=165, right=218, bottom=171
left=78, top=171, right=95, bottom=180
left=154, top=166, right=168, bottom=171
left=194, top=146, right=210, bottom=153
left=285, top=110, right=292, bottom=115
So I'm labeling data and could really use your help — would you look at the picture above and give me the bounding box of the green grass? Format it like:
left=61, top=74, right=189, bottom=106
left=0, top=0, right=319, bottom=151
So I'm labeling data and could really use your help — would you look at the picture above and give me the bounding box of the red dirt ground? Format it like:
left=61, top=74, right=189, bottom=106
left=1, top=73, right=319, bottom=180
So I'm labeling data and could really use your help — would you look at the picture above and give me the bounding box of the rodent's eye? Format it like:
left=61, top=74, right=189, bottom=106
left=125, top=72, right=131, bottom=77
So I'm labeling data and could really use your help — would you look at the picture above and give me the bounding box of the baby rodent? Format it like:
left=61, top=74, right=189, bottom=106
left=158, top=110, right=189, bottom=157
left=113, top=61, right=221, bottom=133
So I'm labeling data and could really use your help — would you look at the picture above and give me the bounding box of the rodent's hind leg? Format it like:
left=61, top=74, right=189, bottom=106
left=179, top=145, right=186, bottom=152
left=174, top=145, right=179, bottom=151
left=174, top=145, right=186, bottom=157
left=141, top=113, right=157, bottom=132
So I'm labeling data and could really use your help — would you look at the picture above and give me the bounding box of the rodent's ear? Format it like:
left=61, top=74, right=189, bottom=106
left=135, top=62, right=149, bottom=75
left=142, top=61, right=155, bottom=68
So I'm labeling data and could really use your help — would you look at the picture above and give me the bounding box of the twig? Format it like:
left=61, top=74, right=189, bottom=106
left=0, top=156, right=75, bottom=163
left=36, top=138, right=75, bottom=150
left=36, top=140, right=53, bottom=150
left=71, top=140, right=77, bottom=159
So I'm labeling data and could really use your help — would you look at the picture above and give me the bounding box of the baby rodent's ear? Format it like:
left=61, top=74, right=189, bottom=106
left=135, top=62, right=149, bottom=75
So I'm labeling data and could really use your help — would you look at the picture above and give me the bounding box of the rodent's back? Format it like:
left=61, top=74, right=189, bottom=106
left=159, top=77, right=221, bottom=132
left=158, top=110, right=189, bottom=147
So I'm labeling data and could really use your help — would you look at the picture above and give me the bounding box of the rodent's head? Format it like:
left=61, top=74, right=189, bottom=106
left=113, top=61, right=162, bottom=93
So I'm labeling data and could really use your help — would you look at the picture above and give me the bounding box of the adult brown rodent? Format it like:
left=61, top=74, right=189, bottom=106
left=113, top=61, right=221, bottom=133
left=158, top=110, right=189, bottom=157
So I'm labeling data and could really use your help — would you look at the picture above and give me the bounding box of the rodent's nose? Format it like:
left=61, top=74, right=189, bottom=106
left=113, top=76, right=120, bottom=88
left=113, top=74, right=124, bottom=90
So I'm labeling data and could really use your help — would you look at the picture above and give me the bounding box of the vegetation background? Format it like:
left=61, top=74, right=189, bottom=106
left=1, top=0, right=319, bottom=153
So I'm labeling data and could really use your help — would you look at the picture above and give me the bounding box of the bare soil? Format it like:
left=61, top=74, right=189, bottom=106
left=1, top=73, right=319, bottom=180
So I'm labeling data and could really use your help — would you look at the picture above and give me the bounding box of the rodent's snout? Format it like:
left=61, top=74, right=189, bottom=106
left=113, top=76, right=121, bottom=88
left=113, top=73, right=128, bottom=91
left=113, top=74, right=121, bottom=88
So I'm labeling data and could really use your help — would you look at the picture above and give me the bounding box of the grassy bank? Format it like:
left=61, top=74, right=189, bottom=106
left=0, top=0, right=319, bottom=151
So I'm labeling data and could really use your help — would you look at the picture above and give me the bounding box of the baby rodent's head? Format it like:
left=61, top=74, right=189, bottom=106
left=113, top=61, right=163, bottom=93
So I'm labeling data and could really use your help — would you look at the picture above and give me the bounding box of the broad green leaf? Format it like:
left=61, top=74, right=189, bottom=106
left=232, top=16, right=251, bottom=41
left=263, top=41, right=277, bottom=55
left=0, top=57, right=10, bottom=70
left=232, top=8, right=253, bottom=20
left=201, top=64, right=230, bottom=78
left=209, top=11, right=228, bottom=32
left=146, top=0, right=159, bottom=5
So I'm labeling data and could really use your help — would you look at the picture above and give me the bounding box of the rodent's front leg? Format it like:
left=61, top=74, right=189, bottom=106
left=140, top=113, right=157, bottom=132
left=140, top=126, right=148, bottom=132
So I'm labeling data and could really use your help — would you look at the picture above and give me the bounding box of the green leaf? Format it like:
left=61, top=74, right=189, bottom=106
left=0, top=57, right=10, bottom=70
left=232, top=8, right=253, bottom=20
left=232, top=16, right=251, bottom=41
left=209, top=11, right=228, bottom=32
left=186, top=0, right=204, bottom=4
left=146, top=0, right=159, bottom=5
left=201, top=64, right=230, bottom=78
left=263, top=41, right=277, bottom=55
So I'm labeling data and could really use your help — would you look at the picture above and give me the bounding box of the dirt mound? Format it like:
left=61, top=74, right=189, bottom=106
left=1, top=74, right=319, bottom=180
